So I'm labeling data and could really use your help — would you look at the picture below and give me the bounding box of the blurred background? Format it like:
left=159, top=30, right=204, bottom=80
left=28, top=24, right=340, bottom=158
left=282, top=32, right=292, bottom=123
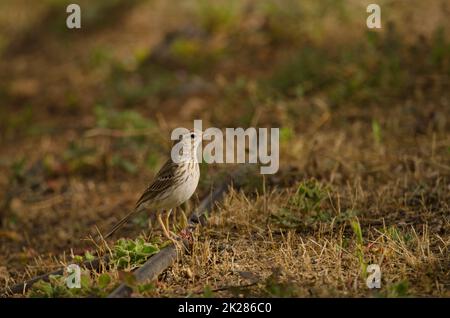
left=0, top=0, right=449, bottom=296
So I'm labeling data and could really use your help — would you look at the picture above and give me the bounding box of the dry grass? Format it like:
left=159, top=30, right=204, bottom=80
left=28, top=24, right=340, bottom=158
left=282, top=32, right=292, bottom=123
left=0, top=0, right=449, bottom=297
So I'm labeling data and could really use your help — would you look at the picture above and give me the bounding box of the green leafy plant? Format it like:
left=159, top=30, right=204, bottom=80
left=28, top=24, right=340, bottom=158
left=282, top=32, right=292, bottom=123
left=112, top=237, right=160, bottom=270
left=137, top=282, right=155, bottom=294
left=29, top=276, right=71, bottom=298
left=290, top=179, right=328, bottom=213
left=84, top=250, right=96, bottom=262
left=28, top=271, right=112, bottom=298
left=98, top=273, right=112, bottom=289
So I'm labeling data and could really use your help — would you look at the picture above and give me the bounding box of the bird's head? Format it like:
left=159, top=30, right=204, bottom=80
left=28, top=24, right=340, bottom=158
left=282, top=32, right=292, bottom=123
left=171, top=130, right=203, bottom=162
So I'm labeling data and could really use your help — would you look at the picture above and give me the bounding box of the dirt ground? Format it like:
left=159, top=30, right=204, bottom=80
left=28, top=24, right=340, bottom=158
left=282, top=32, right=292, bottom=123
left=0, top=0, right=449, bottom=297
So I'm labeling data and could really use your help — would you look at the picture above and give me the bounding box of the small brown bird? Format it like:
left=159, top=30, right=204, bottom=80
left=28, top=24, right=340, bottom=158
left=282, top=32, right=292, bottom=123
left=104, top=131, right=202, bottom=240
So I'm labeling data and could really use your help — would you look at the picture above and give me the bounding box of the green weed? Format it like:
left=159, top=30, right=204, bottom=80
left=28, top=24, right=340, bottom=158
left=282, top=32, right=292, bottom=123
left=28, top=271, right=113, bottom=298
left=350, top=217, right=367, bottom=278
left=387, top=281, right=409, bottom=298
left=372, top=119, right=382, bottom=146
left=290, top=179, right=328, bottom=213
left=112, top=237, right=159, bottom=270
left=271, top=179, right=329, bottom=229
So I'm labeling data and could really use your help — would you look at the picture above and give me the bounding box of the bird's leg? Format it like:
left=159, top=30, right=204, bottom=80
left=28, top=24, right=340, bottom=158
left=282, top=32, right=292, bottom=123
left=157, top=211, right=173, bottom=241
left=165, top=208, right=179, bottom=239
left=165, top=208, right=172, bottom=234
left=158, top=210, right=184, bottom=252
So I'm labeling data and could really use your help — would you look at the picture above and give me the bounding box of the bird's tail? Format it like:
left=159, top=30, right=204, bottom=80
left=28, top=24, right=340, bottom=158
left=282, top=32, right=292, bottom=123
left=103, top=209, right=137, bottom=239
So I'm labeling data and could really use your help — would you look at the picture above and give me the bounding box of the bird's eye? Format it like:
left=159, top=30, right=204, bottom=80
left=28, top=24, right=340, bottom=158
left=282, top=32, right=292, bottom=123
left=190, top=133, right=195, bottom=139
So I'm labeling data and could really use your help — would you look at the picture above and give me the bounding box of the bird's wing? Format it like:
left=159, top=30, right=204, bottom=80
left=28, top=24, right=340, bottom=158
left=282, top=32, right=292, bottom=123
left=103, top=159, right=179, bottom=239
left=134, top=159, right=179, bottom=209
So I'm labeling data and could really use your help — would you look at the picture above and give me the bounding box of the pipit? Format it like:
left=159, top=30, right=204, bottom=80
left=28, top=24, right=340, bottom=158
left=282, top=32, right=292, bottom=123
left=104, top=130, right=202, bottom=240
